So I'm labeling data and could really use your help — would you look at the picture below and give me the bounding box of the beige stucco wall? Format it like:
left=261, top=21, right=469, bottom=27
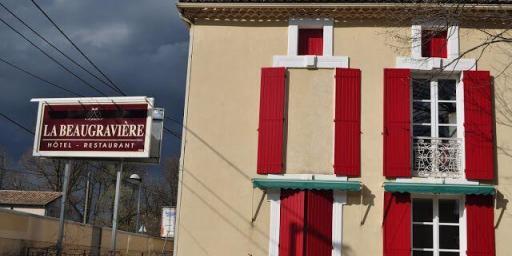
left=0, top=208, right=172, bottom=256
left=287, top=69, right=334, bottom=173
left=175, top=19, right=512, bottom=256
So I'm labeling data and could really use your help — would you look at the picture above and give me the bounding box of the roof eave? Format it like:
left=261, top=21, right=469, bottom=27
left=177, top=3, right=512, bottom=23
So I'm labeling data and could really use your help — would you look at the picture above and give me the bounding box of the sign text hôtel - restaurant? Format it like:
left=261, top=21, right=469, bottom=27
left=32, top=97, right=154, bottom=158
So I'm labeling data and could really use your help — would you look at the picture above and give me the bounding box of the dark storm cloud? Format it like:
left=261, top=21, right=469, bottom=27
left=0, top=0, right=188, bottom=165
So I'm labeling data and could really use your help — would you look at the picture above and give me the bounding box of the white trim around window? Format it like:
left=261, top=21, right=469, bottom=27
left=273, top=18, right=349, bottom=69
left=398, top=24, right=475, bottom=71
left=288, top=18, right=333, bottom=56
left=411, top=194, right=467, bottom=256
left=268, top=189, right=281, bottom=256
left=411, top=24, right=459, bottom=58
left=332, top=190, right=347, bottom=256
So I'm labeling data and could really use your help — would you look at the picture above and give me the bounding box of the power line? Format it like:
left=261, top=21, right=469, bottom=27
left=0, top=56, right=83, bottom=97
left=0, top=112, right=34, bottom=135
left=27, top=2, right=186, bottom=140
left=1, top=2, right=182, bottom=141
left=0, top=16, right=109, bottom=96
left=0, top=2, right=121, bottom=96
left=31, top=0, right=126, bottom=96
left=27, top=1, right=187, bottom=141
left=163, top=126, right=181, bottom=140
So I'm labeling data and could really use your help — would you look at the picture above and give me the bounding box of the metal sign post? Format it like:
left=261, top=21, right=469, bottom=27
left=56, top=160, right=71, bottom=256
left=135, top=181, right=142, bottom=233
left=111, top=161, right=123, bottom=253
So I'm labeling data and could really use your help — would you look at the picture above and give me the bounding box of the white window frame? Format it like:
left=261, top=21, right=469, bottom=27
left=411, top=194, right=467, bottom=256
left=410, top=73, right=466, bottom=180
left=411, top=24, right=459, bottom=59
left=267, top=183, right=347, bottom=256
left=287, top=18, right=333, bottom=57
left=273, top=18, right=349, bottom=69
left=396, top=24, right=477, bottom=71
left=411, top=74, right=462, bottom=140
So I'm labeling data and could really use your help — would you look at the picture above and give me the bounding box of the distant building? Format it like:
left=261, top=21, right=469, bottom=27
left=0, top=190, right=61, bottom=217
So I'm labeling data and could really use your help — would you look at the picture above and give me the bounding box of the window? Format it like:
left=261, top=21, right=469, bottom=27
left=274, top=18, right=349, bottom=68
left=298, top=28, right=323, bottom=55
left=412, top=77, right=462, bottom=178
left=422, top=30, right=448, bottom=58
left=412, top=197, right=464, bottom=256
left=412, top=78, right=457, bottom=139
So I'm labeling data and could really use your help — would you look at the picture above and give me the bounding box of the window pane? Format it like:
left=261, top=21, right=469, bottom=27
left=414, top=102, right=431, bottom=123
left=413, top=79, right=430, bottom=100
left=413, top=251, right=434, bottom=256
left=439, top=225, right=460, bottom=249
left=438, top=126, right=457, bottom=138
left=414, top=125, right=431, bottom=137
left=413, top=199, right=433, bottom=222
left=413, top=224, right=433, bottom=248
left=438, top=79, right=457, bottom=100
left=439, top=200, right=459, bottom=223
left=438, top=103, right=457, bottom=124
left=439, top=252, right=460, bottom=256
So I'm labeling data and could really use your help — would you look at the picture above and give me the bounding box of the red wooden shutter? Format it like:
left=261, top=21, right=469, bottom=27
left=298, top=29, right=323, bottom=56
left=257, top=67, right=286, bottom=174
left=334, top=68, right=361, bottom=176
left=466, top=195, right=495, bottom=256
left=383, top=192, right=411, bottom=256
left=383, top=69, right=412, bottom=177
left=304, top=190, right=333, bottom=256
left=430, top=31, right=447, bottom=58
left=463, top=71, right=494, bottom=180
left=280, top=190, right=306, bottom=256
left=422, top=30, right=447, bottom=58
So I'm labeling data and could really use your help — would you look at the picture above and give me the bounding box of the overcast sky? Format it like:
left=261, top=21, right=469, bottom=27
left=0, top=0, right=188, bottom=170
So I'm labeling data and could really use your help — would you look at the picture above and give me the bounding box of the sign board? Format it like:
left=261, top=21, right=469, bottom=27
left=161, top=207, right=176, bottom=238
left=32, top=97, right=154, bottom=158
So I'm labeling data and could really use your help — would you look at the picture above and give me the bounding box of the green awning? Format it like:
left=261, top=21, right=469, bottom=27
left=252, top=178, right=361, bottom=191
left=384, top=182, right=495, bottom=195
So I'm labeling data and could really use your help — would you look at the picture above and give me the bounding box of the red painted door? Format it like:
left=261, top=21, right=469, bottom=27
left=279, top=190, right=333, bottom=256
left=280, top=190, right=306, bottom=256
left=304, top=190, right=333, bottom=256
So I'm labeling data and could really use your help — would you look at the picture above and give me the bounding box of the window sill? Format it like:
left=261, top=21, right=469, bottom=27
left=273, top=55, right=349, bottom=69
left=395, top=177, right=478, bottom=185
left=396, top=56, right=476, bottom=71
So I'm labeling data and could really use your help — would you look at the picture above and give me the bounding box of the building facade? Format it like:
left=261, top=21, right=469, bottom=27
left=174, top=1, right=512, bottom=255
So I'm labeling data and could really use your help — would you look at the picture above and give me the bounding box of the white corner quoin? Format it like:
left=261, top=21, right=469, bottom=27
left=273, top=18, right=349, bottom=69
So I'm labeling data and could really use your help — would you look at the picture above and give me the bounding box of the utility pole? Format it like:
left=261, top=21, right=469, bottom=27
left=56, top=161, right=71, bottom=256
left=111, top=161, right=123, bottom=254
left=83, top=170, right=92, bottom=224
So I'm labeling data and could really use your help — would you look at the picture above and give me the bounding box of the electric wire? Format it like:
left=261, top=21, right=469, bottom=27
left=0, top=2, right=120, bottom=95
left=31, top=0, right=126, bottom=96
left=0, top=16, right=109, bottom=96
left=0, top=56, right=83, bottom=97
left=28, top=1, right=185, bottom=140
left=0, top=2, right=182, bottom=140
left=0, top=112, right=34, bottom=135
